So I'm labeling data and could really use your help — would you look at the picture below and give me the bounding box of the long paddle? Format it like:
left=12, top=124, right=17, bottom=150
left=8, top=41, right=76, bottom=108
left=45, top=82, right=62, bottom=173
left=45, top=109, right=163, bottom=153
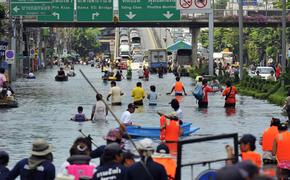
left=79, top=69, right=154, bottom=180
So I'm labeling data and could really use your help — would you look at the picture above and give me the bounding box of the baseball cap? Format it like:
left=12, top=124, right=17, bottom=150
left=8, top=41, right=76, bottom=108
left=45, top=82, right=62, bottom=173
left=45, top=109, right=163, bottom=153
left=156, top=143, right=169, bottom=154
left=137, top=138, right=155, bottom=151
left=128, top=103, right=138, bottom=109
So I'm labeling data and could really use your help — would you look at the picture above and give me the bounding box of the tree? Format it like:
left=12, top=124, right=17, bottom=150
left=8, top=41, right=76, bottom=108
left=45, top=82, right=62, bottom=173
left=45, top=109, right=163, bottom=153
left=70, top=28, right=100, bottom=57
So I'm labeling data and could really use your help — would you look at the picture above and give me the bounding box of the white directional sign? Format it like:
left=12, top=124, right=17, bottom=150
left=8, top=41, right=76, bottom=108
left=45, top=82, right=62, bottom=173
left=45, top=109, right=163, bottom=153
left=176, top=0, right=211, bottom=10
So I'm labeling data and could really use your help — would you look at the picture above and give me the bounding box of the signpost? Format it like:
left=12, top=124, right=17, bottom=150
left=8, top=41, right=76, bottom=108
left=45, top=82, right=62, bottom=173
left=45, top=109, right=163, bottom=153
left=76, top=0, right=113, bottom=22
left=5, top=50, right=15, bottom=64
left=119, top=0, right=180, bottom=22
left=176, top=0, right=210, bottom=10
left=38, top=0, right=74, bottom=21
left=10, top=2, right=52, bottom=16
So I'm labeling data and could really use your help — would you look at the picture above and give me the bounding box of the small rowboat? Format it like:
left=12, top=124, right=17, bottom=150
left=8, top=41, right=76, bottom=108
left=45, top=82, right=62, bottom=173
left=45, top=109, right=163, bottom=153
left=0, top=98, right=18, bottom=108
left=55, top=75, right=68, bottom=81
left=126, top=122, right=199, bottom=138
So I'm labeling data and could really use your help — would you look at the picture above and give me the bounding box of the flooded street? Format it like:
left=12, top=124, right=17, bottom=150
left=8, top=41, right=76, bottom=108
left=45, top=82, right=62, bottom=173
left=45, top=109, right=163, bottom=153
left=0, top=65, right=283, bottom=177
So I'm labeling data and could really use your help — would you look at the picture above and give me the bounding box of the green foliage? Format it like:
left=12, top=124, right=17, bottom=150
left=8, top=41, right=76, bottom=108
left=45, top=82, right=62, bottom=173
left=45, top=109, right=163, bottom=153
left=70, top=28, right=100, bottom=57
left=199, top=27, right=285, bottom=65
left=0, top=3, right=5, bottom=19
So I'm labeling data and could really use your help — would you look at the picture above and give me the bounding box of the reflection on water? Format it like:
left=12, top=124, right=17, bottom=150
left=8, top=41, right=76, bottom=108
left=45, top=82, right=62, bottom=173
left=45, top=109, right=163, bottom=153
left=0, top=65, right=283, bottom=177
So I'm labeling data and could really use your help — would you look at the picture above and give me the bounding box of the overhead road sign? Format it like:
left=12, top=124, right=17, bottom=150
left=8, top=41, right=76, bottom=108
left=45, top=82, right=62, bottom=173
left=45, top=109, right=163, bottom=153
left=76, top=0, right=113, bottom=22
left=38, top=0, right=74, bottom=22
left=176, top=0, right=211, bottom=10
left=119, top=0, right=180, bottom=22
left=10, top=2, right=52, bottom=16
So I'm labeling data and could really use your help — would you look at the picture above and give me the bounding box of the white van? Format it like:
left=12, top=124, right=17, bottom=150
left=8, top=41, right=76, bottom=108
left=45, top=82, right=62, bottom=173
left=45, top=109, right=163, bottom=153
left=256, top=66, right=276, bottom=80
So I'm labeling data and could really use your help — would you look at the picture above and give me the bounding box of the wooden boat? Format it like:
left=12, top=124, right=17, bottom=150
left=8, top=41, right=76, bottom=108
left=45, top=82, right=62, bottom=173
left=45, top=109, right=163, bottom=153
left=126, top=122, right=199, bottom=138
left=108, top=76, right=116, bottom=81
left=0, top=98, right=18, bottom=108
left=55, top=75, right=68, bottom=81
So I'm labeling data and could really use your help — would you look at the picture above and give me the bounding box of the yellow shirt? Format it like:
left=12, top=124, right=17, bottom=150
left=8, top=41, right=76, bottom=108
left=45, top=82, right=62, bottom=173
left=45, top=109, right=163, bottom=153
left=131, top=87, right=145, bottom=102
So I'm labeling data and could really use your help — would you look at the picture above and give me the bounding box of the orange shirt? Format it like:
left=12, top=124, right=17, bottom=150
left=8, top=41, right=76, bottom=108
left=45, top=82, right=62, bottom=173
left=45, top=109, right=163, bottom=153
left=262, top=126, right=279, bottom=151
left=241, top=151, right=262, bottom=168
left=222, top=86, right=238, bottom=104
left=275, top=131, right=290, bottom=162
left=174, top=82, right=183, bottom=93
left=202, top=85, right=213, bottom=102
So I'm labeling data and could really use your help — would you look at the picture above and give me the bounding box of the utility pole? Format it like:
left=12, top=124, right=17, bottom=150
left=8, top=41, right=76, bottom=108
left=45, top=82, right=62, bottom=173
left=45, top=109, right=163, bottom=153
left=281, top=0, right=286, bottom=73
left=238, top=0, right=244, bottom=80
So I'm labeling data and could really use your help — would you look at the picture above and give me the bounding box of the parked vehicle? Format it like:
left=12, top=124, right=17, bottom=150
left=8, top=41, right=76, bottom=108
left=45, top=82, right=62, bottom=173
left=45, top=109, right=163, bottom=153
left=120, top=36, right=129, bottom=45
left=255, top=66, right=276, bottom=80
left=175, top=49, right=192, bottom=76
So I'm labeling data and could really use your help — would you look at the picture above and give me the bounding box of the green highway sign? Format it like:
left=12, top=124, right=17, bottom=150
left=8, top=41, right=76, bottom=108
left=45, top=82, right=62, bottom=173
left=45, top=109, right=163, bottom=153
left=12, top=0, right=51, bottom=2
left=76, top=0, right=113, bottom=22
left=11, top=2, right=52, bottom=16
left=119, top=0, right=180, bottom=22
left=38, top=0, right=74, bottom=22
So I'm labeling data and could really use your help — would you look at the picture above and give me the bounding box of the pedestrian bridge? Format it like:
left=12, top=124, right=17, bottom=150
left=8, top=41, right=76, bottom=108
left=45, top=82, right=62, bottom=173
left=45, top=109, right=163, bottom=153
left=23, top=8, right=290, bottom=28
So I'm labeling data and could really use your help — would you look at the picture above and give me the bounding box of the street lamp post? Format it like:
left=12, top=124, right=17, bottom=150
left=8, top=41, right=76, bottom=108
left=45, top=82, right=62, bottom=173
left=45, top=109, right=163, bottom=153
left=238, top=0, right=244, bottom=80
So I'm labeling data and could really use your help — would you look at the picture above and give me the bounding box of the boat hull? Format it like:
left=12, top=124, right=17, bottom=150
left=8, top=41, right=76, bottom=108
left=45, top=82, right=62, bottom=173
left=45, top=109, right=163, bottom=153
left=126, top=122, right=199, bottom=138
left=0, top=99, right=18, bottom=108
left=55, top=76, right=68, bottom=81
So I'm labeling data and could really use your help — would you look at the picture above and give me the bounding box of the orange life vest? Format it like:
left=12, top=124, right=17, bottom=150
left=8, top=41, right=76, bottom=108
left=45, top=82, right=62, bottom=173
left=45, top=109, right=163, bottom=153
left=275, top=131, right=290, bottom=162
left=174, top=82, right=183, bottom=92
left=160, top=115, right=166, bottom=141
left=262, top=126, right=279, bottom=151
left=241, top=151, right=262, bottom=168
left=165, top=119, right=180, bottom=142
left=153, top=156, right=176, bottom=179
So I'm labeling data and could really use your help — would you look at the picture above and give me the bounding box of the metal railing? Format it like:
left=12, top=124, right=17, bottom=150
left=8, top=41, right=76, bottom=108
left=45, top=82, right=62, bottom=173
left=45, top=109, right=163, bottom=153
left=175, top=133, right=239, bottom=180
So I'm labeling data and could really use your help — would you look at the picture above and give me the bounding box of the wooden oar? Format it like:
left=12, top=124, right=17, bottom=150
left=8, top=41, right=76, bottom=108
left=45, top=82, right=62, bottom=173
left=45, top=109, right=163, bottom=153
left=79, top=69, right=154, bottom=180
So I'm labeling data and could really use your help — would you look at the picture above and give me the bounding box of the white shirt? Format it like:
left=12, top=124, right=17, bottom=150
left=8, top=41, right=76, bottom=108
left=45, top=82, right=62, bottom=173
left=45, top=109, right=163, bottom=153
left=92, top=101, right=107, bottom=122
left=137, top=69, right=144, bottom=77
left=170, top=108, right=183, bottom=122
left=120, top=111, right=132, bottom=125
left=28, top=72, right=34, bottom=77
left=109, top=86, right=122, bottom=103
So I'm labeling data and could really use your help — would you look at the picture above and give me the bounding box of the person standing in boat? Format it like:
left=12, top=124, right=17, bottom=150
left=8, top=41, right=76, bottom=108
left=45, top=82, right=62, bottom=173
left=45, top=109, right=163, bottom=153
left=91, top=94, right=108, bottom=122
left=107, top=81, right=124, bottom=106
left=131, top=82, right=146, bottom=106
left=167, top=76, right=187, bottom=96
left=71, top=106, right=90, bottom=122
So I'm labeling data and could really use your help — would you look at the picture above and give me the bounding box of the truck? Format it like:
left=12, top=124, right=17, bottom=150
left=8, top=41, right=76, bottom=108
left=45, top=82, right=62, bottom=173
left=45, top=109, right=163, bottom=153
left=175, top=49, right=192, bottom=76
left=147, top=49, right=167, bottom=72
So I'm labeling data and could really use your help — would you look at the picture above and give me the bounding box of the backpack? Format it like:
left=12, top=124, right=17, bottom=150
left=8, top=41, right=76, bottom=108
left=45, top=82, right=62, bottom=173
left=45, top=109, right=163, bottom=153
left=193, top=85, right=204, bottom=100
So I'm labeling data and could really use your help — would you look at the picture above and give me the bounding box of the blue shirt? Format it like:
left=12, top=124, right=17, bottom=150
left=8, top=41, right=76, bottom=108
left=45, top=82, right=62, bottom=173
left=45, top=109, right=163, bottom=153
left=6, top=158, right=55, bottom=180
left=127, top=157, right=167, bottom=180
left=93, top=163, right=127, bottom=180
left=0, top=165, right=9, bottom=179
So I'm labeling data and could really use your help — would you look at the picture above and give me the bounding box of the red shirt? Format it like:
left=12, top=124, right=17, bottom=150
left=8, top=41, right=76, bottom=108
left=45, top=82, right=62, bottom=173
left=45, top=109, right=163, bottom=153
left=202, top=85, right=213, bottom=102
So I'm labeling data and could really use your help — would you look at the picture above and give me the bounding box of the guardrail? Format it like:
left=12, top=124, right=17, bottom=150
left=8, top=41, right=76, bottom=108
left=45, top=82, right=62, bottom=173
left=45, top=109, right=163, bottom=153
left=175, top=133, right=239, bottom=180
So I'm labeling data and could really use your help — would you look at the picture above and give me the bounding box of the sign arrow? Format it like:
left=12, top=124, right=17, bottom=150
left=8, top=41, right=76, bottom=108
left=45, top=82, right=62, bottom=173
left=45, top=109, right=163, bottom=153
left=92, top=12, right=100, bottom=20
left=13, top=6, right=20, bottom=13
left=52, top=12, right=60, bottom=20
left=163, top=11, right=174, bottom=19
left=126, top=11, right=136, bottom=19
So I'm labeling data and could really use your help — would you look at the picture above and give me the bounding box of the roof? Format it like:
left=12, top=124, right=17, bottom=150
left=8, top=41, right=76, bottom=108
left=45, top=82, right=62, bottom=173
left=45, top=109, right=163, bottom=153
left=167, top=41, right=192, bottom=52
